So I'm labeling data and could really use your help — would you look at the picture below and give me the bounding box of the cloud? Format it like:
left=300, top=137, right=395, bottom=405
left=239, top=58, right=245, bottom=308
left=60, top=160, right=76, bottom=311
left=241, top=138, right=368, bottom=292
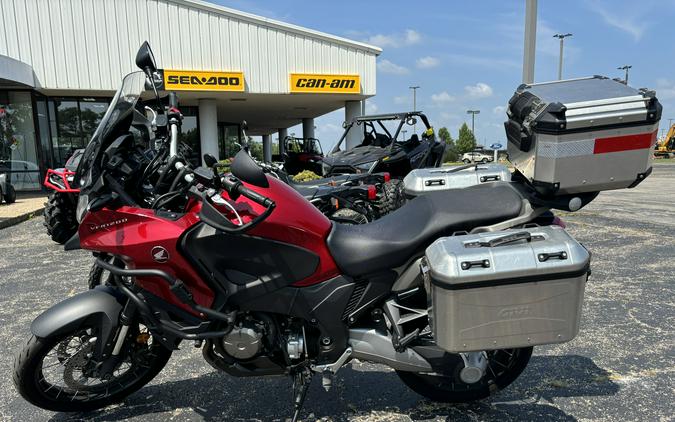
left=365, top=102, right=378, bottom=114
left=393, top=95, right=408, bottom=105
left=589, top=2, right=647, bottom=41
left=464, top=82, right=493, bottom=99
left=493, top=105, right=506, bottom=115
left=377, top=59, right=409, bottom=75
left=431, top=91, right=455, bottom=104
left=656, top=79, right=675, bottom=100
left=366, top=29, right=421, bottom=48
left=416, top=56, right=440, bottom=69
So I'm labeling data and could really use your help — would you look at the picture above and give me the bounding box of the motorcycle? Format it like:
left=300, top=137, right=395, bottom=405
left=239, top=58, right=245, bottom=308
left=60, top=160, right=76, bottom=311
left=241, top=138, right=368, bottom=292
left=14, top=43, right=597, bottom=421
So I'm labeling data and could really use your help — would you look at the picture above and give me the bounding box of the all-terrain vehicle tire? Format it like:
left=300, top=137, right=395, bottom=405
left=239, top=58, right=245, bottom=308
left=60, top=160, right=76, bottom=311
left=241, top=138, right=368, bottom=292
left=3, top=184, right=16, bottom=204
left=375, top=179, right=404, bottom=217
left=330, top=208, right=369, bottom=224
left=43, top=192, right=78, bottom=244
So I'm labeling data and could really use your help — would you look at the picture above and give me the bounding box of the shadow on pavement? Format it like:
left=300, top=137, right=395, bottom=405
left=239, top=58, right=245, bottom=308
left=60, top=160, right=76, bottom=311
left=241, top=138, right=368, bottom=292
left=48, top=354, right=619, bottom=422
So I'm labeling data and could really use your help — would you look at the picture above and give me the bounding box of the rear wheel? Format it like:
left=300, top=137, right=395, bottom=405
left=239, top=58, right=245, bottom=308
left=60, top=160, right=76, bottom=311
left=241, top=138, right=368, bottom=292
left=397, top=347, right=533, bottom=403
left=43, top=192, right=78, bottom=244
left=481, top=158, right=489, bottom=164
left=13, top=322, right=171, bottom=412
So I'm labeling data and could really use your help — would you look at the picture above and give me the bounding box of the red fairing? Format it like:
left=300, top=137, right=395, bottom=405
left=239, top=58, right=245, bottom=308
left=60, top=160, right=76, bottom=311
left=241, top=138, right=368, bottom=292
left=219, top=176, right=340, bottom=287
left=79, top=206, right=214, bottom=314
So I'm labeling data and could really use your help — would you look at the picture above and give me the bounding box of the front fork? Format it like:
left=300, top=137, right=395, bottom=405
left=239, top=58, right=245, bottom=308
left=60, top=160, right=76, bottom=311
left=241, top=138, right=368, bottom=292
left=97, top=297, right=138, bottom=378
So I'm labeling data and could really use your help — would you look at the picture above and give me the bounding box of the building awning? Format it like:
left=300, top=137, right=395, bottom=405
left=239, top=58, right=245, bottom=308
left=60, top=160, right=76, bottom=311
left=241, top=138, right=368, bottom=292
left=0, top=55, right=35, bottom=89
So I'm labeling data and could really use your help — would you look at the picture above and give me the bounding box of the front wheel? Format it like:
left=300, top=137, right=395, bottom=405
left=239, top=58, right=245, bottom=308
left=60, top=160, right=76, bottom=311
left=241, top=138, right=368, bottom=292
left=3, top=183, right=16, bottom=204
left=397, top=347, right=533, bottom=403
left=13, top=322, right=171, bottom=412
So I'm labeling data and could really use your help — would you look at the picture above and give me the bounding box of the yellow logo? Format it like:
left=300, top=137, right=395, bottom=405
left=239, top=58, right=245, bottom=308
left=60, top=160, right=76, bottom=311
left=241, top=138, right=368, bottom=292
left=290, top=74, right=360, bottom=94
left=163, top=70, right=245, bottom=92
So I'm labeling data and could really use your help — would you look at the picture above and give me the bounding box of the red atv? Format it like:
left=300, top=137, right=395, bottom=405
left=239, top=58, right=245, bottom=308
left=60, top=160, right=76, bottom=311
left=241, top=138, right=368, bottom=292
left=42, top=149, right=83, bottom=243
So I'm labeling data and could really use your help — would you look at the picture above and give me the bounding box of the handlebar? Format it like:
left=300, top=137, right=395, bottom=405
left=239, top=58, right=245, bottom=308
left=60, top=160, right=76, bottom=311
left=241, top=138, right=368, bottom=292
left=197, top=175, right=276, bottom=234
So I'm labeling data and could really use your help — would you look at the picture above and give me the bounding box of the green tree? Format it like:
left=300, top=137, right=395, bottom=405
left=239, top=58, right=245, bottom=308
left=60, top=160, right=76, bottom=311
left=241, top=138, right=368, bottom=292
left=456, top=122, right=477, bottom=154
left=438, top=126, right=459, bottom=162
left=438, top=127, right=451, bottom=143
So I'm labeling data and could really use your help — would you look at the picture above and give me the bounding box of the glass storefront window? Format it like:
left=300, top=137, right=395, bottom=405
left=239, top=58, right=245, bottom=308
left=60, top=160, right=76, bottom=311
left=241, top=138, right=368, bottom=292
left=0, top=91, right=41, bottom=190
left=49, top=98, right=109, bottom=168
left=178, top=106, right=200, bottom=167
left=218, top=123, right=241, bottom=160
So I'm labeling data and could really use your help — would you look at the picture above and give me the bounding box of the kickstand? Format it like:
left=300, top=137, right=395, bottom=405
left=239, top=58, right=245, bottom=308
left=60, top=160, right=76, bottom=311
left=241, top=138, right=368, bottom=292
left=291, top=368, right=312, bottom=422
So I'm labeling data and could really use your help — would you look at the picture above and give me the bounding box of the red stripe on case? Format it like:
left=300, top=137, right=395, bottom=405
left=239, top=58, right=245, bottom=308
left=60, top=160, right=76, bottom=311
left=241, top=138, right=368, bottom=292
left=593, top=130, right=657, bottom=154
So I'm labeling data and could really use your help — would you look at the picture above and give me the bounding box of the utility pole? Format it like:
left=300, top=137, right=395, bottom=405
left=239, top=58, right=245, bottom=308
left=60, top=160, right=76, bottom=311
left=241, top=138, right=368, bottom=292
left=466, top=110, right=480, bottom=137
left=522, top=0, right=538, bottom=84
left=409, top=85, right=420, bottom=134
left=617, top=65, right=632, bottom=85
left=553, top=33, right=573, bottom=80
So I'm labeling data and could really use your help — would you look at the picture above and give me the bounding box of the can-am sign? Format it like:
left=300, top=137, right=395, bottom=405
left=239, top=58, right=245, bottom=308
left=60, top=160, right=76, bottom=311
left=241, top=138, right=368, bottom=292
left=290, top=74, right=360, bottom=94
left=156, top=70, right=245, bottom=92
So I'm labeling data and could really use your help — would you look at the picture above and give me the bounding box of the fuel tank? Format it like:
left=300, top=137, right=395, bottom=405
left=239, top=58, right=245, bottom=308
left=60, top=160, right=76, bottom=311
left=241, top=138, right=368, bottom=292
left=220, top=175, right=341, bottom=286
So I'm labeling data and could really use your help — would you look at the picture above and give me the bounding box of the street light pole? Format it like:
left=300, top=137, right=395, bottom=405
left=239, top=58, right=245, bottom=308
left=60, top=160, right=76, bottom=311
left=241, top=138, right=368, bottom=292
left=466, top=110, right=480, bottom=137
left=617, top=65, right=632, bottom=85
left=409, top=85, right=420, bottom=134
left=553, top=33, right=572, bottom=80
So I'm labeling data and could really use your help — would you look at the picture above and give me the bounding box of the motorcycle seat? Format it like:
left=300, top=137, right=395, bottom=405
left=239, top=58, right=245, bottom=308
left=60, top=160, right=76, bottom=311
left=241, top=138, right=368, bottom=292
left=327, top=183, right=525, bottom=276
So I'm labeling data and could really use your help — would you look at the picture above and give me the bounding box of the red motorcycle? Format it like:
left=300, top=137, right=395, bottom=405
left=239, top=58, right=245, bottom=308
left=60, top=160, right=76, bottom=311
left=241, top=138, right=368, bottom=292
left=13, top=43, right=591, bottom=421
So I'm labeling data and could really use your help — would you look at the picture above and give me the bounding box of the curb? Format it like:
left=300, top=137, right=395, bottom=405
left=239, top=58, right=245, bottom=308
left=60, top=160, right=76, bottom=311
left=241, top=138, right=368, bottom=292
left=0, top=207, right=44, bottom=230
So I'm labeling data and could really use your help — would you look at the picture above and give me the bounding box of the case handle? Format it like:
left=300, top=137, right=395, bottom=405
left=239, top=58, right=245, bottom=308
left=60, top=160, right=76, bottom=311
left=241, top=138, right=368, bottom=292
left=461, top=259, right=491, bottom=270
left=465, top=231, right=533, bottom=248
left=480, top=175, right=501, bottom=183
left=424, top=179, right=446, bottom=187
left=538, top=251, right=568, bottom=262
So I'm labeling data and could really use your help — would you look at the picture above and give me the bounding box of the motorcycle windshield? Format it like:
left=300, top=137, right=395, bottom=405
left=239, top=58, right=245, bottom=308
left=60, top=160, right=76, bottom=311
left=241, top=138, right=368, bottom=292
left=76, top=71, right=148, bottom=194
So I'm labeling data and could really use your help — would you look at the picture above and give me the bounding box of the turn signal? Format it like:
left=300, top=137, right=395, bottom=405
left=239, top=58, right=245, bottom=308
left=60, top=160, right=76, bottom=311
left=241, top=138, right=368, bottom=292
left=383, top=172, right=391, bottom=182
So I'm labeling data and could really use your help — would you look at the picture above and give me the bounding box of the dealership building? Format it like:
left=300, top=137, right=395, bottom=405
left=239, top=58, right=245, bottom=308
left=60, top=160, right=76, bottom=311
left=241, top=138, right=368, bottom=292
left=0, top=0, right=380, bottom=190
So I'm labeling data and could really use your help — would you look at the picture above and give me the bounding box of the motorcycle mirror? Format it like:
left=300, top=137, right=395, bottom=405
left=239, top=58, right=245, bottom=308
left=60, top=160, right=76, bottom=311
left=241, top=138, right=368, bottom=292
left=135, top=41, right=157, bottom=73
left=406, top=117, right=417, bottom=126
left=241, top=120, right=249, bottom=131
left=203, top=154, right=218, bottom=167
left=342, top=121, right=349, bottom=128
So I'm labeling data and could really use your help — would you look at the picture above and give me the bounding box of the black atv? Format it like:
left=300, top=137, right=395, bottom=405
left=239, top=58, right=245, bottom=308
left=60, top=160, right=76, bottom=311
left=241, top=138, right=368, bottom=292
left=321, top=111, right=445, bottom=213
left=42, top=149, right=84, bottom=243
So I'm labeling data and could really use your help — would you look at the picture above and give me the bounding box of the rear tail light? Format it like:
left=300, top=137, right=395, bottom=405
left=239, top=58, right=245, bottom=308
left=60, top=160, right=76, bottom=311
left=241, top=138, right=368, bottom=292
left=383, top=172, right=391, bottom=183
left=367, top=185, right=377, bottom=200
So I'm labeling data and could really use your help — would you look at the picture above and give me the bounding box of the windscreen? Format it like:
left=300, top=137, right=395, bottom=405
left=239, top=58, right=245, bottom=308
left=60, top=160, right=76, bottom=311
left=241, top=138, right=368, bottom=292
left=76, top=71, right=147, bottom=194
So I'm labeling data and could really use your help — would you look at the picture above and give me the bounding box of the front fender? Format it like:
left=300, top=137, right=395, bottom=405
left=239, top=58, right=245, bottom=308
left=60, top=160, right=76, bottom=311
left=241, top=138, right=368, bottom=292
left=31, top=287, right=123, bottom=344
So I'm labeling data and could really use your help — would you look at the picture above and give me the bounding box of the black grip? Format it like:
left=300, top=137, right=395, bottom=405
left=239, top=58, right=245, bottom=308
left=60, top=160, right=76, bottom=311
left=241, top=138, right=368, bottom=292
left=238, top=185, right=274, bottom=207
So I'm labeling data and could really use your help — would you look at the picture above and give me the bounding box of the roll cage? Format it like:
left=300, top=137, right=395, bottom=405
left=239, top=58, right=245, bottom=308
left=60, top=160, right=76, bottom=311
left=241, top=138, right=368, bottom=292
left=331, top=112, right=433, bottom=154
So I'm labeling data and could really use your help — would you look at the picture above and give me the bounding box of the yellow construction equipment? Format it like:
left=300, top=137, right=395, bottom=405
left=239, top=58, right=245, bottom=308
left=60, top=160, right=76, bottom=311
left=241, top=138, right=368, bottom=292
left=655, top=124, right=675, bottom=158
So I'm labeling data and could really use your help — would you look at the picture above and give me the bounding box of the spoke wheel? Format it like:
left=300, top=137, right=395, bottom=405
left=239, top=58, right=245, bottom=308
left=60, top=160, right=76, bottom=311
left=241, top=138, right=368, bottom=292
left=14, top=323, right=171, bottom=412
left=397, top=347, right=533, bottom=403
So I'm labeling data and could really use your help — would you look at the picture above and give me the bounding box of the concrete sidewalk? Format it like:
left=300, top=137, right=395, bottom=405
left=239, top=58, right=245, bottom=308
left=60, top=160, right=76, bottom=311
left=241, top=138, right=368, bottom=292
left=0, top=194, right=47, bottom=230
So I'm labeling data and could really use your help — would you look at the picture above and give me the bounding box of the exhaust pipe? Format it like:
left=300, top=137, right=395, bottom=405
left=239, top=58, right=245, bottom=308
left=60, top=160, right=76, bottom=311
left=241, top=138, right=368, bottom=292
left=348, top=328, right=432, bottom=372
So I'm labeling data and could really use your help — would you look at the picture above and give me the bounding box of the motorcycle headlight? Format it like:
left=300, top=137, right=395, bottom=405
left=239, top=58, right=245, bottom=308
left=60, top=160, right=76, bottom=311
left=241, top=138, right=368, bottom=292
left=355, top=160, right=378, bottom=173
left=76, top=194, right=89, bottom=223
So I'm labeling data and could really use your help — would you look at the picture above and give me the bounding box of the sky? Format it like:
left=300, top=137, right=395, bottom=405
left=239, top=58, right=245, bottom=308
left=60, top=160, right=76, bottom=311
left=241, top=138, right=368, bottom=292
left=214, top=0, right=675, bottom=150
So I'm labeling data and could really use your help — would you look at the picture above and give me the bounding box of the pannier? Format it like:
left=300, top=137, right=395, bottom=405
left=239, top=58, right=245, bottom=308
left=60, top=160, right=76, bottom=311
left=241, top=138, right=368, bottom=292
left=505, top=76, right=661, bottom=196
left=402, top=164, right=511, bottom=197
left=423, top=226, right=590, bottom=352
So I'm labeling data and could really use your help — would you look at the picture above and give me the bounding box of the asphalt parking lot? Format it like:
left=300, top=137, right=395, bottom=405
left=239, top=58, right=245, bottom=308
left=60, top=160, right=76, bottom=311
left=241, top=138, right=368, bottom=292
left=0, top=164, right=673, bottom=422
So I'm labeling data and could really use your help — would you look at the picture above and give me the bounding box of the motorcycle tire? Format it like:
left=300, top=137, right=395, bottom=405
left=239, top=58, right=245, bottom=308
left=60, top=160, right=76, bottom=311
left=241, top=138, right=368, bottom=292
left=375, top=179, right=404, bottom=216
left=13, top=324, right=171, bottom=412
left=43, top=192, right=78, bottom=244
left=396, top=346, right=533, bottom=403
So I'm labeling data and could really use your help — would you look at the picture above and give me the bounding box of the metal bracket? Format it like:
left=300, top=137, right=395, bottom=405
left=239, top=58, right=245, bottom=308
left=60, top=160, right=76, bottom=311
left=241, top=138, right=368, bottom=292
left=310, top=347, right=352, bottom=374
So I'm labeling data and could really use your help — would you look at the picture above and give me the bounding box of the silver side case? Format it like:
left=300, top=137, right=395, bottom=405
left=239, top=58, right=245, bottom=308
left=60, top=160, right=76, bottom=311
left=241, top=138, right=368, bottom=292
left=424, top=226, right=590, bottom=352
left=403, top=164, right=511, bottom=197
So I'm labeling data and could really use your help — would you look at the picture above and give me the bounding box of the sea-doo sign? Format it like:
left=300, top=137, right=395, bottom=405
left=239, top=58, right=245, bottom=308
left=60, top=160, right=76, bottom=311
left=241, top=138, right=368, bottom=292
left=157, top=70, right=245, bottom=92
left=290, top=73, right=360, bottom=94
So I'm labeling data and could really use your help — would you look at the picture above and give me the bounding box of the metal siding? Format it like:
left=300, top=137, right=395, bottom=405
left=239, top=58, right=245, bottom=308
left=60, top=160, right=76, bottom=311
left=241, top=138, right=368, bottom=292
left=0, top=0, right=377, bottom=94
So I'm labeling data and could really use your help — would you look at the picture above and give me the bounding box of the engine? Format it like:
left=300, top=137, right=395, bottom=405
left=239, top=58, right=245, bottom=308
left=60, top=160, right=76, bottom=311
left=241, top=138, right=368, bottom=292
left=221, top=320, right=264, bottom=360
